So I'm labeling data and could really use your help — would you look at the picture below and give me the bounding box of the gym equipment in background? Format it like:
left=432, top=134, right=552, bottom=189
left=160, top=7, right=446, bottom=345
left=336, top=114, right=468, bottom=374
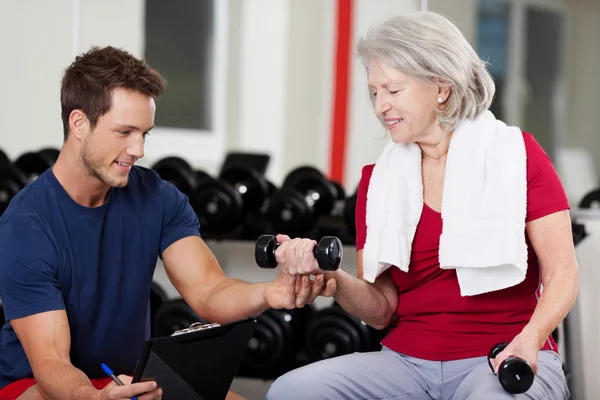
left=236, top=306, right=315, bottom=380
left=0, top=149, right=9, bottom=168
left=149, top=281, right=168, bottom=337
left=0, top=163, right=27, bottom=216
left=254, top=234, right=343, bottom=271
left=488, top=342, right=535, bottom=394
left=343, top=191, right=357, bottom=239
left=579, top=187, right=600, bottom=209
left=152, top=156, right=211, bottom=197
left=266, top=166, right=345, bottom=237
left=303, top=302, right=387, bottom=363
left=14, top=148, right=59, bottom=184
left=152, top=298, right=208, bottom=338
left=0, top=147, right=60, bottom=217
left=190, top=152, right=271, bottom=237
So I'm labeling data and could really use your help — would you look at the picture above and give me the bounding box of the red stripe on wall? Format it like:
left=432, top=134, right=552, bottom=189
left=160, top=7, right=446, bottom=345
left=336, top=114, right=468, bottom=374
left=328, top=0, right=353, bottom=185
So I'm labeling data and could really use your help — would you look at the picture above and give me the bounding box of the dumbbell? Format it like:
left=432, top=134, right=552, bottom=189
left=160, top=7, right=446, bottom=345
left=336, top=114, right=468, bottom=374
left=0, top=163, right=28, bottom=217
left=303, top=302, right=386, bottom=363
left=266, top=166, right=344, bottom=237
left=487, top=342, right=535, bottom=394
left=237, top=305, right=315, bottom=380
left=0, top=149, right=9, bottom=168
left=343, top=192, right=357, bottom=239
left=149, top=282, right=168, bottom=336
left=14, top=148, right=60, bottom=184
left=190, top=166, right=270, bottom=236
left=255, top=234, right=343, bottom=271
left=0, top=302, right=5, bottom=328
left=579, top=188, right=600, bottom=209
left=572, top=221, right=587, bottom=246
left=152, top=156, right=211, bottom=197
left=152, top=298, right=208, bottom=338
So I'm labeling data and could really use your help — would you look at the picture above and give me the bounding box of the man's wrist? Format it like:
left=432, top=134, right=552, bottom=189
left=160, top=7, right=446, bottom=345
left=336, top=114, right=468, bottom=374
left=67, top=382, right=101, bottom=400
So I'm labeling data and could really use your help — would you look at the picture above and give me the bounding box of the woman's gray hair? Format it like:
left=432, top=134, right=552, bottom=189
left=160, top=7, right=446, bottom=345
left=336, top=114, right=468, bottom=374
left=356, top=11, right=496, bottom=131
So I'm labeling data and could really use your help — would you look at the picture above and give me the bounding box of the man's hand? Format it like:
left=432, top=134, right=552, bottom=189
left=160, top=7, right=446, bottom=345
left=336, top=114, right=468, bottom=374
left=98, top=376, right=162, bottom=400
left=264, top=271, right=337, bottom=309
left=489, top=331, right=540, bottom=375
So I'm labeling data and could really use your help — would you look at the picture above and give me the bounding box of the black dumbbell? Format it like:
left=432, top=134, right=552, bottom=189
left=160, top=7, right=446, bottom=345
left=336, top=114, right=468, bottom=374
left=152, top=298, right=208, bottom=338
left=572, top=221, right=587, bottom=246
left=0, top=164, right=28, bottom=217
left=343, top=192, right=357, bottom=239
left=14, top=148, right=60, bottom=184
left=579, top=188, right=600, bottom=209
left=255, top=234, right=342, bottom=271
left=149, top=282, right=168, bottom=336
left=237, top=305, right=315, bottom=380
left=0, top=150, right=9, bottom=168
left=266, top=166, right=344, bottom=237
left=152, top=156, right=210, bottom=197
left=488, top=342, right=535, bottom=394
left=190, top=166, right=270, bottom=236
left=303, top=302, right=386, bottom=363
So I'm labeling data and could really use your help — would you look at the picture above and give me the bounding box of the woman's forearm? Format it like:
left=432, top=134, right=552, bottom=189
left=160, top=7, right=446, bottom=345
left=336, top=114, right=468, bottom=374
left=330, top=269, right=397, bottom=329
left=522, top=266, right=579, bottom=348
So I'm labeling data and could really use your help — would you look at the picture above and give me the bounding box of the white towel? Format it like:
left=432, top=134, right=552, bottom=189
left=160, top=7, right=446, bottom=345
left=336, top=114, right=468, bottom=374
left=362, top=110, right=528, bottom=296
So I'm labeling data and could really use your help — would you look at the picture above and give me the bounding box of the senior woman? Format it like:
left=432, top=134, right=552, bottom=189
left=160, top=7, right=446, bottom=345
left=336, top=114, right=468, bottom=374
left=265, top=11, right=578, bottom=400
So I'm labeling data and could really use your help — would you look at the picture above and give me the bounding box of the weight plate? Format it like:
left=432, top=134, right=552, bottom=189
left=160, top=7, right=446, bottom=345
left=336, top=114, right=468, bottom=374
left=0, top=165, right=28, bottom=216
left=0, top=150, right=9, bottom=168
left=304, top=304, right=371, bottom=363
left=343, top=193, right=358, bottom=238
left=196, top=170, right=212, bottom=184
left=579, top=188, right=600, bottom=209
left=266, top=188, right=314, bottom=237
left=37, top=148, right=60, bottom=164
left=255, top=234, right=278, bottom=268
left=220, top=167, right=270, bottom=213
left=240, top=309, right=288, bottom=371
left=152, top=157, right=197, bottom=196
left=266, top=180, right=276, bottom=197
left=14, top=152, right=54, bottom=183
left=190, top=179, right=244, bottom=235
left=330, top=180, right=346, bottom=200
left=283, top=166, right=337, bottom=216
left=282, top=166, right=325, bottom=188
left=152, top=298, right=206, bottom=338
left=150, top=282, right=168, bottom=335
left=238, top=307, right=312, bottom=379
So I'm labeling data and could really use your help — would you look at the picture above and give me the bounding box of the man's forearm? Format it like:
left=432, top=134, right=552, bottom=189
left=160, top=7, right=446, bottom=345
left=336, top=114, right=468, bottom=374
left=200, top=279, right=271, bottom=324
left=33, top=358, right=98, bottom=400
left=331, top=269, right=395, bottom=329
left=522, top=268, right=579, bottom=348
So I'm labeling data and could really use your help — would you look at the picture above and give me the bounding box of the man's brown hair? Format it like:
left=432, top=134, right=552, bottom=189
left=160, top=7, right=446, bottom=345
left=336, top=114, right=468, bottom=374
left=60, top=46, right=167, bottom=140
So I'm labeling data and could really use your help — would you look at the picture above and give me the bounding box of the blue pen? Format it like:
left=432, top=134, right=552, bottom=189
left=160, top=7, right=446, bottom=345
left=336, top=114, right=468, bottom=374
left=101, top=363, right=139, bottom=400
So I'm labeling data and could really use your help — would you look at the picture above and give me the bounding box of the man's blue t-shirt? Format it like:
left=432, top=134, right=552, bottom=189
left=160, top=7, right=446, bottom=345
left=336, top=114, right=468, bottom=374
left=0, top=166, right=200, bottom=389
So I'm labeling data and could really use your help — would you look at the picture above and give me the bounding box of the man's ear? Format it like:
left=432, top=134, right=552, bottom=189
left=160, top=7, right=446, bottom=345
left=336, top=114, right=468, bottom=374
left=68, top=110, right=89, bottom=140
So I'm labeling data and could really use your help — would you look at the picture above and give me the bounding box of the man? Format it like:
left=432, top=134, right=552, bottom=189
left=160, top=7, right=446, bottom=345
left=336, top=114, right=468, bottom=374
left=0, top=46, right=334, bottom=400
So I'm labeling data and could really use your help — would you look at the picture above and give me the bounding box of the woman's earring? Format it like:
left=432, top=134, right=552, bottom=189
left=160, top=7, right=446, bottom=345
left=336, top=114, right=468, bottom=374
left=437, top=97, right=444, bottom=104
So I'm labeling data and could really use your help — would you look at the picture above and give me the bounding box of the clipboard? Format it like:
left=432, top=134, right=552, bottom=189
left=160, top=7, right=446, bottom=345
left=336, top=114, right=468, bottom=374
left=132, top=318, right=257, bottom=400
